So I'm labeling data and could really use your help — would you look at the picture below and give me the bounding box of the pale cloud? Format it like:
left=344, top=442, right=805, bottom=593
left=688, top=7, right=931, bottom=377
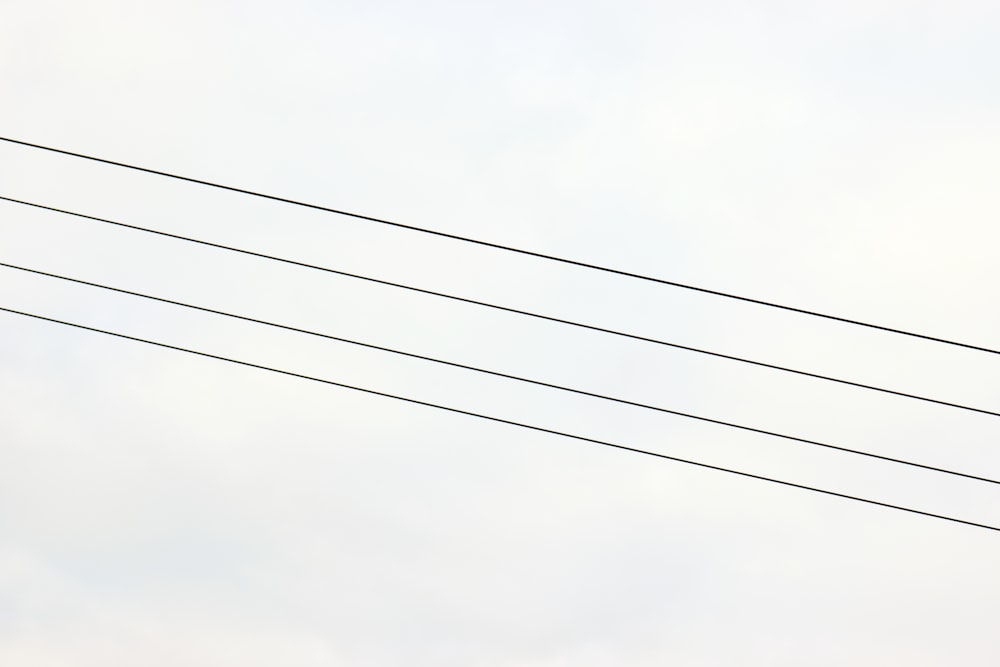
left=1, top=1, right=999, bottom=665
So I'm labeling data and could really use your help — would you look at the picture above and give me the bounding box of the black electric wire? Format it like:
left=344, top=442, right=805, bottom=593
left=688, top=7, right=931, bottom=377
left=1, top=135, right=997, bottom=356
left=4, top=259, right=996, bottom=486
left=2, top=305, right=997, bottom=533
left=3, top=195, right=998, bottom=421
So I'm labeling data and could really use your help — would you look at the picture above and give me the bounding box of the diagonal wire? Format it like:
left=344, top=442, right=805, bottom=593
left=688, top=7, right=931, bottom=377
left=3, top=195, right=998, bottom=420
left=2, top=305, right=997, bottom=533
left=1, top=134, right=997, bottom=356
left=2, top=260, right=997, bottom=486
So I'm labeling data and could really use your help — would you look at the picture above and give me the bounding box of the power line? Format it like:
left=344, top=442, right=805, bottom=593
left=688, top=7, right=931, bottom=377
left=2, top=304, right=997, bottom=534
left=3, top=196, right=997, bottom=421
left=5, top=259, right=996, bottom=486
left=2, top=134, right=997, bottom=357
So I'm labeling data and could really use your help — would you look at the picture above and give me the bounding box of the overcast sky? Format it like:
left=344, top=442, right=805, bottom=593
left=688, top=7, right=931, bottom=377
left=2, top=1, right=1000, bottom=665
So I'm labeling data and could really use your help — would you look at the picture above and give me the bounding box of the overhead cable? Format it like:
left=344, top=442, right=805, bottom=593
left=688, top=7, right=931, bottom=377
left=1, top=135, right=996, bottom=356
left=4, top=260, right=996, bottom=485
left=3, top=195, right=997, bottom=421
left=2, top=304, right=997, bottom=534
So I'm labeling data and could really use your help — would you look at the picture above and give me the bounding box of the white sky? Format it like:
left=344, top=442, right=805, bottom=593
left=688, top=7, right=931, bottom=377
left=2, top=1, right=1000, bottom=665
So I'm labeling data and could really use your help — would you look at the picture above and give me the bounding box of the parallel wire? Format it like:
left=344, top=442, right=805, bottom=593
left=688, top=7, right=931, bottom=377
left=2, top=304, right=997, bottom=534
left=3, top=195, right=998, bottom=420
left=5, top=260, right=997, bottom=486
left=2, top=135, right=998, bottom=356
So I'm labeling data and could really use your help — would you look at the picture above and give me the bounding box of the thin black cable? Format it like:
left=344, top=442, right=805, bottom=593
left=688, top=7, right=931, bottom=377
left=4, top=195, right=998, bottom=421
left=5, top=260, right=996, bottom=486
left=2, top=305, right=997, bottom=533
left=2, top=135, right=997, bottom=356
